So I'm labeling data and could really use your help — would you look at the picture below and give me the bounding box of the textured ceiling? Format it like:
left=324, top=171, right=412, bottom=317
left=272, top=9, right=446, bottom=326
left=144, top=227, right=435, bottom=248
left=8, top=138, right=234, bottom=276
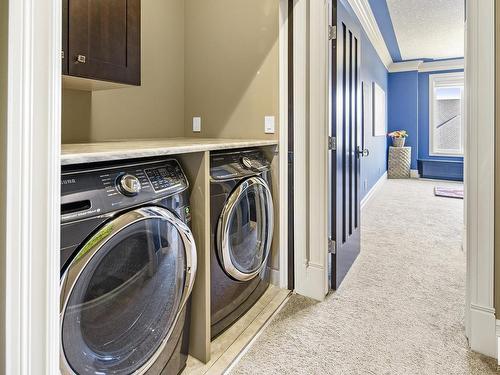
left=386, top=0, right=464, bottom=61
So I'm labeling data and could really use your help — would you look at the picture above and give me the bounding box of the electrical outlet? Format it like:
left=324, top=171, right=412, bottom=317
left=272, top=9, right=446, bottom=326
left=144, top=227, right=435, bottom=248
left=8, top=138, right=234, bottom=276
left=265, top=116, right=275, bottom=134
left=193, top=117, right=201, bottom=133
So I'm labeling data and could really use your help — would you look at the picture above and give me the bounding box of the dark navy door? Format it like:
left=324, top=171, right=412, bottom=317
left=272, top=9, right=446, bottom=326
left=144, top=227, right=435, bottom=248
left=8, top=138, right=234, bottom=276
left=329, top=0, right=365, bottom=289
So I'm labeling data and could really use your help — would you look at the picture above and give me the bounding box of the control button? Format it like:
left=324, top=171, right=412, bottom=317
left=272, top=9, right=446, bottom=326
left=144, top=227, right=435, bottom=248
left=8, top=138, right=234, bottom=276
left=117, top=174, right=141, bottom=196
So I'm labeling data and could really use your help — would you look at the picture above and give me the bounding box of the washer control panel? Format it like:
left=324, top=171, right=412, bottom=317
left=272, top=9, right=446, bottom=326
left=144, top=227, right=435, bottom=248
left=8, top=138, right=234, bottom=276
left=61, top=159, right=188, bottom=223
left=145, top=166, right=183, bottom=192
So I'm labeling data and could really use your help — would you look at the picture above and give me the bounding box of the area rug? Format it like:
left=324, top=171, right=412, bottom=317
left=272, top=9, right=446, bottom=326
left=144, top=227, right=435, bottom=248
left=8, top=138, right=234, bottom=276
left=434, top=185, right=464, bottom=199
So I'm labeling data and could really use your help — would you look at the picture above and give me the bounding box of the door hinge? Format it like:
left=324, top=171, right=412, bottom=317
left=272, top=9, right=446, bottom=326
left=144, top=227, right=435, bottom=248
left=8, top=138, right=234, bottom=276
left=329, top=25, right=337, bottom=40
left=328, top=136, right=337, bottom=151
left=328, top=238, right=336, bottom=254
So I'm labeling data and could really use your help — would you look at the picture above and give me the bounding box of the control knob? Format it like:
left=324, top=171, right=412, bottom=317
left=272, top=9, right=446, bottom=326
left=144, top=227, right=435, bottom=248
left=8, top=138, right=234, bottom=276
left=117, top=174, right=141, bottom=196
left=241, top=157, right=254, bottom=169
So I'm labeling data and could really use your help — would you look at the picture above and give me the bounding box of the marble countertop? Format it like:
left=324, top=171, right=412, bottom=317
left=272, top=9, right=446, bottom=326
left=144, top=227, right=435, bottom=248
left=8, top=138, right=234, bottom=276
left=61, top=138, right=278, bottom=165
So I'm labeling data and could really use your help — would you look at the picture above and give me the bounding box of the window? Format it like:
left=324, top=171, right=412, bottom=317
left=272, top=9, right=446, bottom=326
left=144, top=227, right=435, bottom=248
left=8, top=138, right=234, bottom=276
left=429, top=72, right=465, bottom=157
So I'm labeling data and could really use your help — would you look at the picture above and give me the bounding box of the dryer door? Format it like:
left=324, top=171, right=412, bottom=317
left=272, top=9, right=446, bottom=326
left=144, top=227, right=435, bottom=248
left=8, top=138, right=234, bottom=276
left=60, top=206, right=196, bottom=375
left=217, top=176, right=274, bottom=281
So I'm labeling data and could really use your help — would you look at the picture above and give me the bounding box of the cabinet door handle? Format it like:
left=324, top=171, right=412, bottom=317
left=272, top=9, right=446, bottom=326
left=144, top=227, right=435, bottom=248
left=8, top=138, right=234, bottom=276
left=76, top=55, right=86, bottom=64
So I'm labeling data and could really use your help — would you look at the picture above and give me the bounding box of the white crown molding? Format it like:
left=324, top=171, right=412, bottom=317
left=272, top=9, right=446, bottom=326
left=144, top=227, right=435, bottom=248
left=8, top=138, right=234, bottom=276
left=418, top=58, right=465, bottom=72
left=388, top=60, right=423, bottom=73
left=388, top=58, right=465, bottom=73
left=347, top=0, right=393, bottom=70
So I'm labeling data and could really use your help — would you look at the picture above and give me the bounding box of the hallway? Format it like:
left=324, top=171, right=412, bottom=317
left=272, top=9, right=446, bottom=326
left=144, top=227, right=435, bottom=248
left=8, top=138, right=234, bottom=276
left=230, top=179, right=497, bottom=374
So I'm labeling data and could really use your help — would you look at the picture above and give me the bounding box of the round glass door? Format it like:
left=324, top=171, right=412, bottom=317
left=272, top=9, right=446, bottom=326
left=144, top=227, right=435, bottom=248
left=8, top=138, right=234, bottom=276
left=60, top=207, right=196, bottom=375
left=217, top=177, right=273, bottom=281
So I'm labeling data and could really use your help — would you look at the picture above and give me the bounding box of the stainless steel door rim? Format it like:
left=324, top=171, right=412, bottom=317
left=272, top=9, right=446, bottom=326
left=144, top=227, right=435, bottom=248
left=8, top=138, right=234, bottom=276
left=59, top=206, right=197, bottom=375
left=216, top=176, right=274, bottom=282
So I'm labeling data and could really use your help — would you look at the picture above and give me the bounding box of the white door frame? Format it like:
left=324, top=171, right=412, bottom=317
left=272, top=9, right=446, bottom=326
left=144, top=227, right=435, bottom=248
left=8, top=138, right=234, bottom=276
left=278, top=0, right=290, bottom=289
left=292, top=0, right=330, bottom=301
left=464, top=0, right=497, bottom=358
left=5, top=0, right=61, bottom=373
left=3, top=0, right=497, bottom=370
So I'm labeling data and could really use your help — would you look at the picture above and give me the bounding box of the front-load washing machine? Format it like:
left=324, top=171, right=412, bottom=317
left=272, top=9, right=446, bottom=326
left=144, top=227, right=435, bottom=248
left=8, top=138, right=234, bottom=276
left=60, top=158, right=197, bottom=375
left=210, top=149, right=274, bottom=338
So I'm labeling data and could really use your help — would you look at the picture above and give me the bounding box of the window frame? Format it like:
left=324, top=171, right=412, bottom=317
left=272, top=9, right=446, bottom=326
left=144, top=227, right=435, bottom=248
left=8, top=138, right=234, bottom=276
left=428, top=72, right=465, bottom=157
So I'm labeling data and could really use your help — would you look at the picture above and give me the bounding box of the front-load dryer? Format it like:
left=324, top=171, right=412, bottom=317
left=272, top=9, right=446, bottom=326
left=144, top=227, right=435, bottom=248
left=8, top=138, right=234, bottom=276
left=210, top=149, right=274, bottom=338
left=60, top=158, right=197, bottom=375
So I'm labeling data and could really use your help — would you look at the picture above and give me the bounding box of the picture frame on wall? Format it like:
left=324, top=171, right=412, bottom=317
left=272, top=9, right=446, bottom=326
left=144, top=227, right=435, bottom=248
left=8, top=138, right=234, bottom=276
left=362, top=82, right=372, bottom=141
left=372, top=82, right=387, bottom=137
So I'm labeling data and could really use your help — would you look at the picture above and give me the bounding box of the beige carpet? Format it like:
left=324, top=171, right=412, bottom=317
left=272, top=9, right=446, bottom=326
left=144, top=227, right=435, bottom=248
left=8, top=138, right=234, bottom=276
left=231, top=179, right=498, bottom=374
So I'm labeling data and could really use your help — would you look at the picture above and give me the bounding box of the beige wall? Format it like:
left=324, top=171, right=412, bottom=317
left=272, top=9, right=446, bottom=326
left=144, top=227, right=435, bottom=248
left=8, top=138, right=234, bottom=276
left=61, top=89, right=92, bottom=143
left=62, top=0, right=186, bottom=143
left=184, top=0, right=279, bottom=140
left=0, top=0, right=7, bottom=368
left=62, top=0, right=280, bottom=143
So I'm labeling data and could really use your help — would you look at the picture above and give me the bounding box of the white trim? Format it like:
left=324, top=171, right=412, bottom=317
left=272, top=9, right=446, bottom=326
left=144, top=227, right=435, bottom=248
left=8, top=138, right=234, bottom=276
left=428, top=72, right=465, bottom=158
left=278, top=0, right=289, bottom=290
left=360, top=172, right=387, bottom=210
left=389, top=58, right=465, bottom=73
left=465, top=0, right=496, bottom=358
left=419, top=58, right=465, bottom=73
left=346, top=0, right=393, bottom=69
left=293, top=0, right=330, bottom=301
left=388, top=60, right=423, bottom=73
left=6, top=0, right=61, bottom=373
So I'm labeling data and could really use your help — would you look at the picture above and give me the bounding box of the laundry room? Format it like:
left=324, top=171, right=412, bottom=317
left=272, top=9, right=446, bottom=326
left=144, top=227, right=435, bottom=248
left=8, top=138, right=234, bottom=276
left=59, top=1, right=288, bottom=374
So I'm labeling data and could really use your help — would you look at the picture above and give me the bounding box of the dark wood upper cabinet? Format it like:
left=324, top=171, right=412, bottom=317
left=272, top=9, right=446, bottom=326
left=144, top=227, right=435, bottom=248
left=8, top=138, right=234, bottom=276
left=62, top=0, right=141, bottom=86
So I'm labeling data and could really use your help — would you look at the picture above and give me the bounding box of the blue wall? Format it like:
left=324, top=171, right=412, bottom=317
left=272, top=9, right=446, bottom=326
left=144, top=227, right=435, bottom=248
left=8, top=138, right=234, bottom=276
left=387, top=68, right=464, bottom=180
left=339, top=0, right=389, bottom=200
left=388, top=71, right=419, bottom=169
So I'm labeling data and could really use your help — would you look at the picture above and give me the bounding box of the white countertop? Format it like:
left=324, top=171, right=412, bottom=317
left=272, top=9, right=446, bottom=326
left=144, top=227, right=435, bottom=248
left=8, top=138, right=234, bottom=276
left=61, top=138, right=278, bottom=165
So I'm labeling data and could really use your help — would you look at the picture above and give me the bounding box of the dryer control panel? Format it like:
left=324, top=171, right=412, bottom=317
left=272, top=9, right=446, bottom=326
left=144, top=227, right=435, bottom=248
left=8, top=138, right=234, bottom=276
left=210, top=149, right=271, bottom=181
left=61, top=159, right=188, bottom=223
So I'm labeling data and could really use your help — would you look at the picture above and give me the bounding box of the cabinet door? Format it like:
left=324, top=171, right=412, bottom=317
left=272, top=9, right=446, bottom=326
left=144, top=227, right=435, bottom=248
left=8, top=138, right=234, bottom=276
left=68, top=0, right=141, bottom=85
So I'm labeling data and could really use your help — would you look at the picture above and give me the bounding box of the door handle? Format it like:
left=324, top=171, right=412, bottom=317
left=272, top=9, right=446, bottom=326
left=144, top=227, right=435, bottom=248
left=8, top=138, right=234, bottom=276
left=357, top=146, right=369, bottom=157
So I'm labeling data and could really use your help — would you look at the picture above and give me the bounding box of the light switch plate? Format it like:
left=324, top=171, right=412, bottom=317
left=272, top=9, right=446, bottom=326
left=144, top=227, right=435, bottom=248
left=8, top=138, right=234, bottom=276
left=193, top=117, right=201, bottom=133
left=265, top=116, right=275, bottom=134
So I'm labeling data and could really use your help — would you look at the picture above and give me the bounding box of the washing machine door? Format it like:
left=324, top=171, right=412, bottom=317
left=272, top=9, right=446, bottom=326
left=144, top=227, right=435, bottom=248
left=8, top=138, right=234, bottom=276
left=60, top=206, right=197, bottom=375
left=217, top=176, right=274, bottom=281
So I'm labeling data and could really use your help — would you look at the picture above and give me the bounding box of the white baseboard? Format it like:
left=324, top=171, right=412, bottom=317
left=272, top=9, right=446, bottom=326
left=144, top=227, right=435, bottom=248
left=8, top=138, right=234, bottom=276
left=468, top=304, right=496, bottom=358
left=410, top=169, right=420, bottom=178
left=361, top=172, right=387, bottom=210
